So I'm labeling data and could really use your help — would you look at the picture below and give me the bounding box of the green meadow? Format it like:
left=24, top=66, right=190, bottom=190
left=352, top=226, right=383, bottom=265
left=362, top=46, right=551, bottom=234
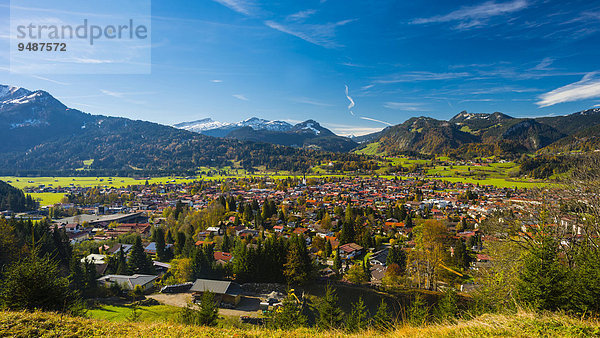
left=87, top=304, right=180, bottom=323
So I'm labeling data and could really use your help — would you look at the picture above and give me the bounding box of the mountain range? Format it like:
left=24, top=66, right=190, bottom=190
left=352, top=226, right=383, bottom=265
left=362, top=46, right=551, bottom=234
left=0, top=85, right=352, bottom=175
left=2, top=83, right=600, bottom=174
left=358, top=109, right=600, bottom=158
left=174, top=117, right=357, bottom=152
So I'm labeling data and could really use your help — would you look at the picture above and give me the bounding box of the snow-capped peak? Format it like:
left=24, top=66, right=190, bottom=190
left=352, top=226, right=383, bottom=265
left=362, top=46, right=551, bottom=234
left=0, top=85, right=32, bottom=102
left=236, top=117, right=293, bottom=131
left=174, top=116, right=293, bottom=134
left=173, top=118, right=233, bottom=132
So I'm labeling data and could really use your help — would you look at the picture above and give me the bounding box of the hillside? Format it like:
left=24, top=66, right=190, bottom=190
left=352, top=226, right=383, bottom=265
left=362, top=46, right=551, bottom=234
left=0, top=180, right=37, bottom=212
left=1, top=310, right=599, bottom=337
left=359, top=109, right=600, bottom=158
left=375, top=117, right=480, bottom=155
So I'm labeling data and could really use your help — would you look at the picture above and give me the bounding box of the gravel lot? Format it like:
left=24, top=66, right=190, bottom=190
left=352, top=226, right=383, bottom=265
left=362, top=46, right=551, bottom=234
left=148, top=293, right=262, bottom=318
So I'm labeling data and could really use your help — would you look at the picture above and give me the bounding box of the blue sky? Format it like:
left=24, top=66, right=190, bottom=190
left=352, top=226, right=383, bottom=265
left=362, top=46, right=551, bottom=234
left=1, top=0, right=600, bottom=135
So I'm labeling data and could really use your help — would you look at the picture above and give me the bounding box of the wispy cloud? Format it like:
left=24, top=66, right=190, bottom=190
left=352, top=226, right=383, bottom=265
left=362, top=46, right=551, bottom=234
left=211, top=79, right=224, bottom=83
left=287, top=9, right=317, bottom=21
left=373, top=71, right=470, bottom=84
left=72, top=58, right=115, bottom=64
left=532, top=57, right=554, bottom=71
left=264, top=19, right=355, bottom=48
left=101, top=90, right=126, bottom=98
left=359, top=116, right=393, bottom=126
left=345, top=85, right=355, bottom=110
left=325, top=123, right=385, bottom=136
left=411, top=0, right=529, bottom=29
left=233, top=94, right=249, bottom=101
left=537, top=72, right=600, bottom=107
left=383, top=102, right=425, bottom=111
left=290, top=97, right=334, bottom=107
left=212, top=0, right=255, bottom=16
left=30, top=75, right=70, bottom=85
left=100, top=90, right=154, bottom=98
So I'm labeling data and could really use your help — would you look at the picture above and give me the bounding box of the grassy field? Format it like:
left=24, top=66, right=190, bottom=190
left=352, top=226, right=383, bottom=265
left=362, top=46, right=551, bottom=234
left=355, top=142, right=386, bottom=156
left=1, top=309, right=599, bottom=337
left=87, top=304, right=180, bottom=323
left=29, top=192, right=66, bottom=206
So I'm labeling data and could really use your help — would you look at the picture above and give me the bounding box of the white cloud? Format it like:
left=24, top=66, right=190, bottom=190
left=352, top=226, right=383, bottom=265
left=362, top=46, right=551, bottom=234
left=101, top=89, right=125, bottom=98
left=264, top=19, right=355, bottom=48
left=287, top=9, right=317, bottom=21
left=324, top=123, right=384, bottom=136
left=211, top=79, right=223, bottom=83
left=30, top=75, right=70, bottom=85
left=345, top=85, right=355, bottom=109
left=383, top=102, right=424, bottom=111
left=411, top=0, right=529, bottom=29
left=359, top=116, right=393, bottom=126
left=100, top=89, right=155, bottom=99
left=374, top=71, right=470, bottom=84
left=233, top=94, right=249, bottom=101
left=532, top=57, right=554, bottom=71
left=212, top=0, right=255, bottom=15
left=291, top=97, right=334, bottom=107
left=537, top=72, right=600, bottom=107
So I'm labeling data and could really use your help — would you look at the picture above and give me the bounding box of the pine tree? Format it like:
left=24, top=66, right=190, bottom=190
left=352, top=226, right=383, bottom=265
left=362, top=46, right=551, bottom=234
left=197, top=291, right=219, bottom=326
left=517, top=236, right=568, bottom=311
left=267, top=294, right=307, bottom=329
left=154, top=227, right=167, bottom=262
left=346, top=297, right=369, bottom=332
left=325, top=239, right=332, bottom=257
left=0, top=251, right=79, bottom=313
left=221, top=231, right=231, bottom=253
left=372, top=299, right=393, bottom=331
left=340, top=221, right=355, bottom=244
left=69, top=258, right=85, bottom=292
left=316, top=284, right=345, bottom=330
left=407, top=294, right=429, bottom=326
left=116, top=247, right=129, bottom=275
left=128, top=236, right=154, bottom=275
left=433, top=289, right=458, bottom=323
left=284, top=236, right=312, bottom=285
left=333, top=247, right=342, bottom=275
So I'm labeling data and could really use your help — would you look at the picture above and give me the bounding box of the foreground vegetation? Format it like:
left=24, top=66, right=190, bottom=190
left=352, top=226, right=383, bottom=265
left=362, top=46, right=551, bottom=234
left=1, top=309, right=599, bottom=337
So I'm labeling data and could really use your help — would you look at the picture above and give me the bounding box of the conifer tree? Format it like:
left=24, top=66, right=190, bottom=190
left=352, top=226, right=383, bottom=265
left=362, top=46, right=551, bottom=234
left=128, top=236, right=155, bottom=275
left=346, top=297, right=369, bottom=332
left=317, top=284, right=344, bottom=330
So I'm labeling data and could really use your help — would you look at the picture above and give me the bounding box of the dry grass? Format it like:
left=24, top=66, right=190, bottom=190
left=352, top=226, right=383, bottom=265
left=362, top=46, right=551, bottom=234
left=1, top=309, right=599, bottom=337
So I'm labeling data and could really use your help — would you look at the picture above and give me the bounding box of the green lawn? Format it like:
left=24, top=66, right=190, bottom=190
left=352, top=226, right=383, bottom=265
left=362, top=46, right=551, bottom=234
left=430, top=176, right=549, bottom=189
left=87, top=304, right=180, bottom=323
left=30, top=192, right=66, bottom=206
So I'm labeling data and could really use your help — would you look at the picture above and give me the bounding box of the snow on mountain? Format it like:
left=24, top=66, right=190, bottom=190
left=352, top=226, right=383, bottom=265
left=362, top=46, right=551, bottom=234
left=0, top=85, right=32, bottom=102
left=174, top=117, right=293, bottom=134
left=301, top=121, right=320, bottom=135
left=236, top=117, right=292, bottom=131
left=173, top=118, right=233, bottom=132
